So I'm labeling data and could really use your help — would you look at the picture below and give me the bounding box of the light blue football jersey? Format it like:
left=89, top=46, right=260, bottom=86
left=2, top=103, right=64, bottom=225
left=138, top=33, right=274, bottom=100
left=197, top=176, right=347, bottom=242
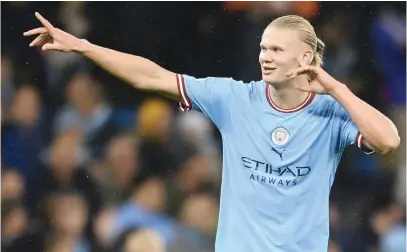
left=176, top=74, right=374, bottom=252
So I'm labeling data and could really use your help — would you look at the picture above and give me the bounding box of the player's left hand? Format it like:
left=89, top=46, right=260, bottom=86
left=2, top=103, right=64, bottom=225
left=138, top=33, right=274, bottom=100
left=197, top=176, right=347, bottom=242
left=285, top=65, right=338, bottom=94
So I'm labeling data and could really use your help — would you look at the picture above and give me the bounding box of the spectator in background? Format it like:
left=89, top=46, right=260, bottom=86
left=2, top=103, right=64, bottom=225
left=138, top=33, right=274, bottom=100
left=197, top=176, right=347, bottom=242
left=110, top=177, right=175, bottom=249
left=318, top=12, right=360, bottom=90
left=93, top=206, right=117, bottom=251
left=41, top=191, right=91, bottom=252
left=177, top=111, right=219, bottom=156
left=371, top=203, right=406, bottom=252
left=29, top=129, right=102, bottom=217
left=2, top=202, right=28, bottom=251
left=327, top=241, right=342, bottom=252
left=169, top=193, right=218, bottom=252
left=2, top=85, right=47, bottom=188
left=0, top=169, right=38, bottom=252
left=90, top=132, right=142, bottom=206
left=166, top=155, right=220, bottom=217
left=1, top=169, right=25, bottom=203
left=1, top=201, right=42, bottom=252
left=371, top=5, right=406, bottom=207
left=1, top=3, right=405, bottom=252
left=112, top=228, right=166, bottom=252
left=137, top=98, right=195, bottom=177
left=53, top=72, right=118, bottom=160
left=371, top=5, right=406, bottom=107
left=328, top=202, right=367, bottom=252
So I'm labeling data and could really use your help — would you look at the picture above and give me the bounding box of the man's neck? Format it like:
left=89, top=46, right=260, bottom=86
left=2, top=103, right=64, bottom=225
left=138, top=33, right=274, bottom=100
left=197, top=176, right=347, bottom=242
left=268, top=77, right=311, bottom=110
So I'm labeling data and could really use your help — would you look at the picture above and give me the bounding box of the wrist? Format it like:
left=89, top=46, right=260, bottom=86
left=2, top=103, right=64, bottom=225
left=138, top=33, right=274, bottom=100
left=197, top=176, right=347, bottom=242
left=328, top=81, right=348, bottom=97
left=73, top=39, right=92, bottom=54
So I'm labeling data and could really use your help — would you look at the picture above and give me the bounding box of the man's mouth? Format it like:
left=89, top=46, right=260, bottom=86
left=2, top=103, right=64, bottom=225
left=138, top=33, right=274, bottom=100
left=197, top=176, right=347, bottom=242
left=262, top=66, right=276, bottom=75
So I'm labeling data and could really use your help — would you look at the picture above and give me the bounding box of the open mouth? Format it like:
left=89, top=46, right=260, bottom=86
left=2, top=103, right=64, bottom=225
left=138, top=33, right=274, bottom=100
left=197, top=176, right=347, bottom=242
left=262, top=66, right=276, bottom=74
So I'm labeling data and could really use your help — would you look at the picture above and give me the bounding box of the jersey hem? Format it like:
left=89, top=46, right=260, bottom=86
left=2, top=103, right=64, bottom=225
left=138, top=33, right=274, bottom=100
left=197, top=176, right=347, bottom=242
left=356, top=132, right=375, bottom=155
left=176, top=74, right=192, bottom=112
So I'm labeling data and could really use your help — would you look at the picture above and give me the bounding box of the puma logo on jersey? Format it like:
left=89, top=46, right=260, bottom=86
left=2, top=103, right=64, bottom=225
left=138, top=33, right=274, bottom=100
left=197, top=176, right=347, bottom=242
left=271, top=147, right=285, bottom=160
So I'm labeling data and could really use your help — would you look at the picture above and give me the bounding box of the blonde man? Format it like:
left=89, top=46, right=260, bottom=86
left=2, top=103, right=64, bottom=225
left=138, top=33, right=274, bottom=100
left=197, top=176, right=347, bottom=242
left=25, top=13, right=399, bottom=252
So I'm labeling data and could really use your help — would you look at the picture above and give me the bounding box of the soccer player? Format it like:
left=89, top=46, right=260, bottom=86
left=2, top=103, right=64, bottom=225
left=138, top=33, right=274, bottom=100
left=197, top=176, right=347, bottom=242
left=24, top=13, right=400, bottom=252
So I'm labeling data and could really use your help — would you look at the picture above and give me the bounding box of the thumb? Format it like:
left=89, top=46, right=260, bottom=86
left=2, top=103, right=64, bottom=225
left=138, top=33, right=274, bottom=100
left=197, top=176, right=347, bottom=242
left=299, top=61, right=308, bottom=67
left=42, top=43, right=58, bottom=51
left=285, top=66, right=312, bottom=78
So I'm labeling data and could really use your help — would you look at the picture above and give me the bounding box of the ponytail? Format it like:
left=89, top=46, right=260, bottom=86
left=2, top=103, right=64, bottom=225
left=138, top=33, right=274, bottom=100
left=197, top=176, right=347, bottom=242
left=312, top=37, right=325, bottom=66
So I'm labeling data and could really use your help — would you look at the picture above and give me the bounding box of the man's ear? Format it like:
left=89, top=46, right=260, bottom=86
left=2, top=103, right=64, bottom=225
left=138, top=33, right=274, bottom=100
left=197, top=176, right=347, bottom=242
left=299, top=50, right=313, bottom=66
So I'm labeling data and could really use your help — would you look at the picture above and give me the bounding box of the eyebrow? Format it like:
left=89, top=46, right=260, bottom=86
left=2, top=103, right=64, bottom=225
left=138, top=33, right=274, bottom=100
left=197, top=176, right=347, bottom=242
left=260, top=43, right=284, bottom=50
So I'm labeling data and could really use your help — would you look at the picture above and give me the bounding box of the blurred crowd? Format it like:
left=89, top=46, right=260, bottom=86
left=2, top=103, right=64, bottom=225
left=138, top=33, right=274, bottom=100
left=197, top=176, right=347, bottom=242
left=1, top=2, right=406, bottom=252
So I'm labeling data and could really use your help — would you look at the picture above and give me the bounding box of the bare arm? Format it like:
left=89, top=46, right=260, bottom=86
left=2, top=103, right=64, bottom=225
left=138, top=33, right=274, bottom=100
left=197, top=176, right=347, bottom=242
left=329, top=83, right=400, bottom=155
left=78, top=40, right=179, bottom=99
left=24, top=12, right=179, bottom=100
left=287, top=65, right=400, bottom=155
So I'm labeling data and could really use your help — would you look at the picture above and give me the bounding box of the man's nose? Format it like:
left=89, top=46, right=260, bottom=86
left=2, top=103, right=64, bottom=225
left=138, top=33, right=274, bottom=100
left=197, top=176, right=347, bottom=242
left=261, top=53, right=273, bottom=63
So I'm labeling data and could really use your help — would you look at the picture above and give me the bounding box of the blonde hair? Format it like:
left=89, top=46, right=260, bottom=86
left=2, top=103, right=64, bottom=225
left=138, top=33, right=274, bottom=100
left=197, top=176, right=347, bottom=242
left=268, top=15, right=325, bottom=66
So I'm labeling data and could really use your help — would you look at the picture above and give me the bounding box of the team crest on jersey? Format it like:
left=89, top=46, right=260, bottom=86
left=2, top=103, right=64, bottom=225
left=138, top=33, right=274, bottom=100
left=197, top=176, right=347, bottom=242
left=271, top=127, right=290, bottom=146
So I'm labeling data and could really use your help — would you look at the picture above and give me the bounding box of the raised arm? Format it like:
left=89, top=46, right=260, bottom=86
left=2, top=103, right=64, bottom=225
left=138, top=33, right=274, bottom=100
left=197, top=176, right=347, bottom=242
left=287, top=65, right=400, bottom=155
left=23, top=12, right=179, bottom=100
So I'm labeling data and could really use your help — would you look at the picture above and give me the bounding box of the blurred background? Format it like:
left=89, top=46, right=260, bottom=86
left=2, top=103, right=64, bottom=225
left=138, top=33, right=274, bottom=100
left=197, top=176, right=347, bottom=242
left=1, top=2, right=406, bottom=252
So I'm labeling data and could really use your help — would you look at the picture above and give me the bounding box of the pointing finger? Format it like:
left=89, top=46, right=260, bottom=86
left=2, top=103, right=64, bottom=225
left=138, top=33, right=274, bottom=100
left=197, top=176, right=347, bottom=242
left=285, top=66, right=313, bottom=77
left=23, top=27, right=47, bottom=36
left=29, top=34, right=47, bottom=47
left=35, top=12, right=54, bottom=33
left=295, top=66, right=312, bottom=74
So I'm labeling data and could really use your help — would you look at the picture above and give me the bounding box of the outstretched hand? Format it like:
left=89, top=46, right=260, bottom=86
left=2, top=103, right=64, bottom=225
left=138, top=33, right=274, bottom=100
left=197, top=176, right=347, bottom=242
left=23, top=12, right=83, bottom=52
left=285, top=65, right=339, bottom=94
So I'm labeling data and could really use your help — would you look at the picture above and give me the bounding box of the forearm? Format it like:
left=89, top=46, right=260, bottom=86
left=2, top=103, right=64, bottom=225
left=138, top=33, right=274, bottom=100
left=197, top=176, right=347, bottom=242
left=75, top=39, right=172, bottom=91
left=330, top=83, right=400, bottom=154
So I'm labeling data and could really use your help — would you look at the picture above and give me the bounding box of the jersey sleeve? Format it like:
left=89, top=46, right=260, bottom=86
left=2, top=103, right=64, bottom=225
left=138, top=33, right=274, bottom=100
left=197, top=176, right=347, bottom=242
left=334, top=103, right=375, bottom=155
left=176, top=73, right=233, bottom=128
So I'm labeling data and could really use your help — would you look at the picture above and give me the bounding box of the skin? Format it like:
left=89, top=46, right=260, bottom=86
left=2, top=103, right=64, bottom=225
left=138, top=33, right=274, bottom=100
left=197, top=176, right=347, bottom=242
left=259, top=26, right=313, bottom=86
left=23, top=12, right=399, bottom=154
left=259, top=26, right=314, bottom=110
